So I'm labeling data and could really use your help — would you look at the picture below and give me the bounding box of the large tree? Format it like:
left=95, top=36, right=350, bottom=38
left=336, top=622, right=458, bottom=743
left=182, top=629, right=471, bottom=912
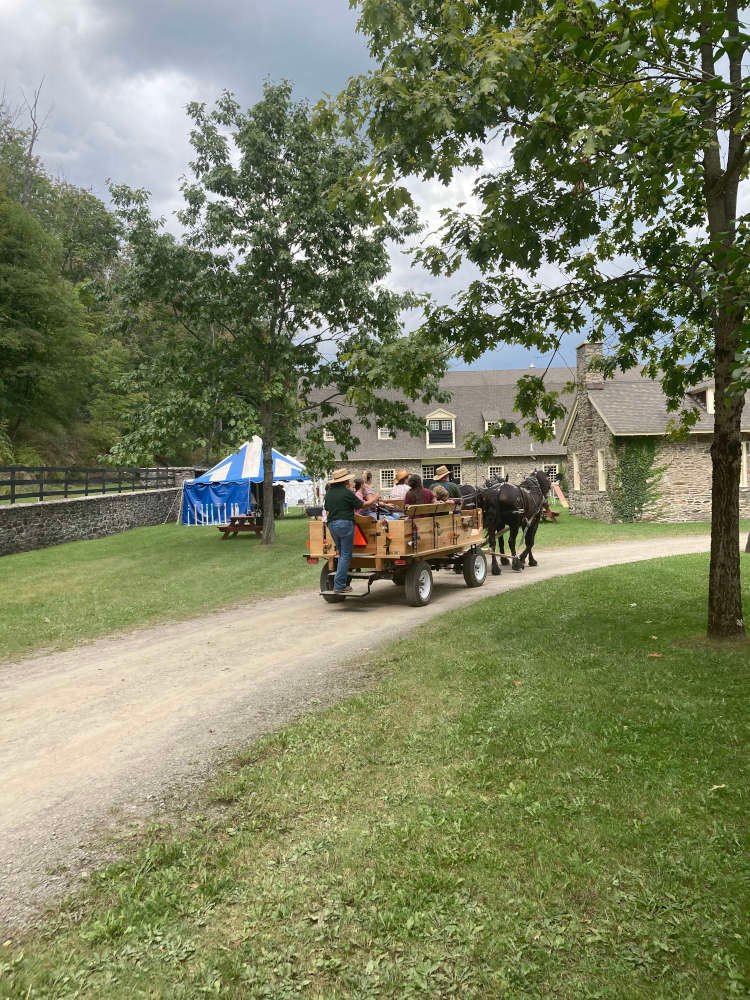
left=347, top=0, right=749, bottom=637
left=111, top=82, right=443, bottom=542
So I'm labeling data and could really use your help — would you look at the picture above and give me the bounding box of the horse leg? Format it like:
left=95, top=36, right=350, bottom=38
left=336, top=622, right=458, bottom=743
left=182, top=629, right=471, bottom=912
left=488, top=527, right=501, bottom=575
left=509, top=518, right=523, bottom=571
left=498, top=531, right=510, bottom=566
left=519, top=517, right=540, bottom=567
left=527, top=518, right=541, bottom=565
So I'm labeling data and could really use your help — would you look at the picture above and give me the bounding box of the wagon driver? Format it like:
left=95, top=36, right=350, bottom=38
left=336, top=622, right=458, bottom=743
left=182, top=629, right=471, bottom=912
left=324, top=468, right=378, bottom=593
left=428, top=464, right=462, bottom=500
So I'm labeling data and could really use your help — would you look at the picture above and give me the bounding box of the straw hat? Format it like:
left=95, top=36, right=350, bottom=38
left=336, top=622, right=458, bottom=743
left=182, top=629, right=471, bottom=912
left=395, top=468, right=410, bottom=483
left=434, top=465, right=451, bottom=480
left=330, top=467, right=353, bottom=484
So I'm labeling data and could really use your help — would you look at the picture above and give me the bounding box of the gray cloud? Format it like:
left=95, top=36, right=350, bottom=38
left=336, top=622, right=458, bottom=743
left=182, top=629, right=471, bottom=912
left=0, top=0, right=589, bottom=369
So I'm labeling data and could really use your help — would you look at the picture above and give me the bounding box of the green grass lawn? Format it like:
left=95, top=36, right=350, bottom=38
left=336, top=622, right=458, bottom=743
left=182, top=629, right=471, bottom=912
left=1, top=554, right=747, bottom=998
left=0, top=507, right=744, bottom=664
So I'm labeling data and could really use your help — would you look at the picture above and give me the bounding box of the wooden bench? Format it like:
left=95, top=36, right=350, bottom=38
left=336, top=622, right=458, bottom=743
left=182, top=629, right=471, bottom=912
left=218, top=514, right=263, bottom=538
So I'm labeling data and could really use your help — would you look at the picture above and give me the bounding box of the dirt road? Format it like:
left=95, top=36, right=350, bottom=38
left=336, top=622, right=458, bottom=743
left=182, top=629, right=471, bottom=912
left=0, top=535, right=710, bottom=928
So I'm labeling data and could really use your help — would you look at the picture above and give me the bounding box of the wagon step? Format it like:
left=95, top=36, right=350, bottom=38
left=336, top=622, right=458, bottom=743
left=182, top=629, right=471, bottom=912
left=319, top=589, right=369, bottom=599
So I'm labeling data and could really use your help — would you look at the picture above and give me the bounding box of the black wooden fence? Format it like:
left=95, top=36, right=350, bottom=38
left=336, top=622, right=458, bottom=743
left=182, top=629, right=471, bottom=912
left=0, top=465, right=177, bottom=504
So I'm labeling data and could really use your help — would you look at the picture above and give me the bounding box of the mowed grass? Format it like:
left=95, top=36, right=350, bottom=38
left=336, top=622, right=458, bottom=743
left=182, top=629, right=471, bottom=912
left=0, top=512, right=310, bottom=663
left=2, top=554, right=748, bottom=999
left=0, top=505, right=743, bottom=664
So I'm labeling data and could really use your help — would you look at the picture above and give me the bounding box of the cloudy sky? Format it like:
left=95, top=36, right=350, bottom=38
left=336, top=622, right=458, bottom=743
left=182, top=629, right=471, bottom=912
left=1, top=0, right=581, bottom=373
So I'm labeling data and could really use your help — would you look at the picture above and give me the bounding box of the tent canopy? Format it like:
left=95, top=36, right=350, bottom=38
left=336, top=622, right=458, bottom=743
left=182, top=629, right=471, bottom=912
left=191, top=437, right=309, bottom=484
left=181, top=438, right=309, bottom=525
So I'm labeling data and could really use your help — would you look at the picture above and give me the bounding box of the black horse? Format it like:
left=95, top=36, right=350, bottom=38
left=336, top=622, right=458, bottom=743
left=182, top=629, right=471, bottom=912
left=477, top=470, right=551, bottom=575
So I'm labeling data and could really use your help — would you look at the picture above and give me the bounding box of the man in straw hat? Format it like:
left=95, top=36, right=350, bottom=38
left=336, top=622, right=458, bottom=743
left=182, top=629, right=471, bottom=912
left=427, top=464, right=462, bottom=500
left=324, top=468, right=378, bottom=593
left=389, top=468, right=412, bottom=501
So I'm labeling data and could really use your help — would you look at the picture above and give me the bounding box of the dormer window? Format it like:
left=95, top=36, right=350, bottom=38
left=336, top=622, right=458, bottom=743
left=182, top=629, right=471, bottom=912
left=377, top=426, right=395, bottom=440
left=426, top=410, right=456, bottom=448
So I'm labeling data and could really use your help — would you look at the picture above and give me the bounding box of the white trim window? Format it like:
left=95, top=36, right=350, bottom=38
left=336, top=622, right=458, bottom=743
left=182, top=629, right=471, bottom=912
left=380, top=468, right=395, bottom=489
left=741, top=441, right=748, bottom=488
left=377, top=426, right=395, bottom=440
left=426, top=410, right=456, bottom=448
left=707, top=388, right=715, bottom=414
left=488, top=464, right=505, bottom=480
left=543, top=463, right=559, bottom=483
left=597, top=449, right=607, bottom=491
left=572, top=454, right=581, bottom=491
left=322, top=429, right=335, bottom=442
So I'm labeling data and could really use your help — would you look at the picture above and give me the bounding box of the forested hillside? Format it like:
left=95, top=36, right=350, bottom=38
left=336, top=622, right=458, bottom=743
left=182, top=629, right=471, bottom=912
left=0, top=101, right=200, bottom=467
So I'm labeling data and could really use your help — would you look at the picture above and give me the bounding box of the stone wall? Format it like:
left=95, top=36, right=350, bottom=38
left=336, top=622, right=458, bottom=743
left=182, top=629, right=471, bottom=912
left=0, top=488, right=182, bottom=557
left=650, top=435, right=750, bottom=521
left=567, top=423, right=750, bottom=523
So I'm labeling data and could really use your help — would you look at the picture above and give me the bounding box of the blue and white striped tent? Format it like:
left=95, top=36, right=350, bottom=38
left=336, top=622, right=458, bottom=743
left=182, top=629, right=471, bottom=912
left=181, top=437, right=309, bottom=525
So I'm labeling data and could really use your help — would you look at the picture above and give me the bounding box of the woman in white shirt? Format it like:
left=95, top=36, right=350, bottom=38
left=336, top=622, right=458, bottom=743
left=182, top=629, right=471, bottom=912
left=389, top=469, right=411, bottom=501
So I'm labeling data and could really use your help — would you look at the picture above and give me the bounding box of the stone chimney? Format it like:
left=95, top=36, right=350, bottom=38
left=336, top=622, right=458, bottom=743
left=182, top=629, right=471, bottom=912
left=576, top=341, right=604, bottom=390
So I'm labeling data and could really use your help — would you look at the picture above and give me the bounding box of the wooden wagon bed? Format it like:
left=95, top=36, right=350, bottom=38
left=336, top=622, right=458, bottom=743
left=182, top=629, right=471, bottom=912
left=307, top=502, right=484, bottom=571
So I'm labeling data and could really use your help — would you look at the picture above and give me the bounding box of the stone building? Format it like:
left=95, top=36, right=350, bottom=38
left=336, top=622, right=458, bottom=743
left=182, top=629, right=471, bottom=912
left=561, top=342, right=750, bottom=522
left=319, top=368, right=572, bottom=493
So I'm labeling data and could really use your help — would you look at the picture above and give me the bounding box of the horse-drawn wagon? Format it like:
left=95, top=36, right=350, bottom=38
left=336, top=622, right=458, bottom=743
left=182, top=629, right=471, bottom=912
left=305, top=502, right=487, bottom=606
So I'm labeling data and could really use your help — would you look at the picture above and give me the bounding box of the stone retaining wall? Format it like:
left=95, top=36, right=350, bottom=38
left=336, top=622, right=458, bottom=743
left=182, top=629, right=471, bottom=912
left=0, top=488, right=182, bottom=557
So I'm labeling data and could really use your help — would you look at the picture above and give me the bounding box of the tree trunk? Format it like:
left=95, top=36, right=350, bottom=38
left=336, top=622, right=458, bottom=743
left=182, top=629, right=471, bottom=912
left=260, top=407, right=276, bottom=545
left=707, top=308, right=745, bottom=638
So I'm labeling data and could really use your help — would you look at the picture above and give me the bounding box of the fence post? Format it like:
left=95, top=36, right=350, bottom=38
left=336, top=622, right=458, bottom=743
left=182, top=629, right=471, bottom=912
left=64, top=468, right=69, bottom=499
left=101, top=468, right=106, bottom=494
left=10, top=468, right=16, bottom=505
left=117, top=469, right=123, bottom=493
left=84, top=469, right=89, bottom=497
left=39, top=468, right=44, bottom=502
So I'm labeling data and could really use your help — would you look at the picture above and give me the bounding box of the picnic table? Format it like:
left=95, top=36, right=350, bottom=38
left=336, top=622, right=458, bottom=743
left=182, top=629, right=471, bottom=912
left=218, top=513, right=263, bottom=538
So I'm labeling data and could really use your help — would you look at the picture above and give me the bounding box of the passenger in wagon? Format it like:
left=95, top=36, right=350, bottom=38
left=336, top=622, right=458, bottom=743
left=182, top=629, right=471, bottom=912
left=427, top=464, right=462, bottom=499
left=433, top=484, right=460, bottom=506
left=404, top=474, right=435, bottom=505
left=389, top=468, right=411, bottom=501
left=360, top=470, right=377, bottom=502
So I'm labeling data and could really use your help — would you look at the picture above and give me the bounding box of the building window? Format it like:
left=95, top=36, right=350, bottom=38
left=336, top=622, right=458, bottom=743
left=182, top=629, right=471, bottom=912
left=544, top=464, right=559, bottom=483
left=597, top=449, right=607, bottom=491
left=377, top=426, right=395, bottom=440
left=322, top=429, right=335, bottom=442
left=572, top=454, right=581, bottom=491
left=426, top=411, right=456, bottom=448
left=488, top=464, right=505, bottom=481
left=741, top=441, right=748, bottom=488
left=380, top=468, right=395, bottom=489
left=423, top=464, right=461, bottom=484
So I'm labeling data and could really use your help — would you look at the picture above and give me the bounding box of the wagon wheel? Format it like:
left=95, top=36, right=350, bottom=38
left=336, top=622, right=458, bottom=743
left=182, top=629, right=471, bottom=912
left=404, top=560, right=433, bottom=607
left=319, top=564, right=345, bottom=603
left=462, top=548, right=488, bottom=588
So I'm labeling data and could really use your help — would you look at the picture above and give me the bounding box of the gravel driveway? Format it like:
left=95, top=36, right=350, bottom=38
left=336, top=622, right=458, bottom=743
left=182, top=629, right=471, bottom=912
left=0, top=535, right=710, bottom=929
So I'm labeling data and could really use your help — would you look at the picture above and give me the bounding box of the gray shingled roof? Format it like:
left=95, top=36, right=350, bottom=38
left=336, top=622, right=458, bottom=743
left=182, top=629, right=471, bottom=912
left=587, top=376, right=750, bottom=435
left=318, top=368, right=572, bottom=461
